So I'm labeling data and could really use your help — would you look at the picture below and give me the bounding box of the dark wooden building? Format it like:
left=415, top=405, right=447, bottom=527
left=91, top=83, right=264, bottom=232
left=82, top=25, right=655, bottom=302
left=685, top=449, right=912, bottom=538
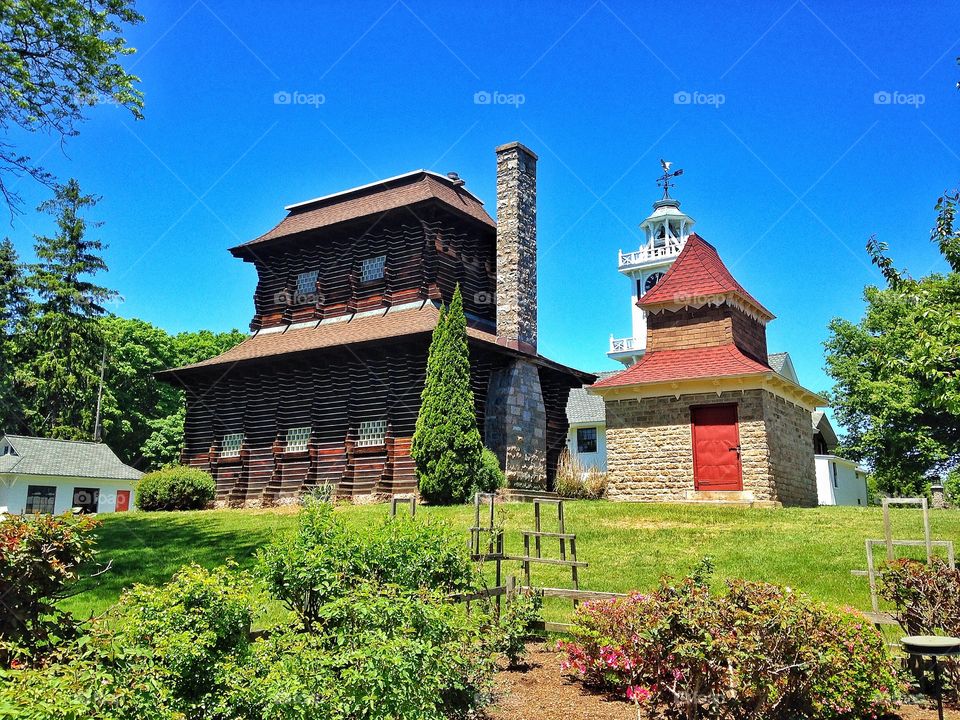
left=159, top=142, right=591, bottom=504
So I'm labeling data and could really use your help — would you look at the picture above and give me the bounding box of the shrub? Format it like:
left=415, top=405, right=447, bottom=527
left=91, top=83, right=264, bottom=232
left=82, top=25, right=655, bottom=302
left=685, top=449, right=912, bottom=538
left=473, top=447, right=505, bottom=494
left=135, top=466, right=216, bottom=511
left=113, top=563, right=254, bottom=709
left=0, top=512, right=99, bottom=666
left=559, top=567, right=899, bottom=720
left=554, top=449, right=607, bottom=499
left=256, top=499, right=475, bottom=630
left=881, top=557, right=960, bottom=698
left=216, top=585, right=495, bottom=720
left=495, top=589, right=542, bottom=667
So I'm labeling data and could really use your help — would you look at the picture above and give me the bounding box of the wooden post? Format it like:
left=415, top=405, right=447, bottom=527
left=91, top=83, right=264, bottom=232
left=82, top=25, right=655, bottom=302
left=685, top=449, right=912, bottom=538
left=558, top=500, right=567, bottom=561
left=495, top=531, right=503, bottom=618
left=922, top=498, right=932, bottom=565
left=523, top=534, right=531, bottom=587
left=883, top=499, right=894, bottom=563
left=866, top=539, right=879, bottom=614
left=506, top=574, right=516, bottom=600
left=570, top=535, right=580, bottom=609
left=534, top=501, right=542, bottom=559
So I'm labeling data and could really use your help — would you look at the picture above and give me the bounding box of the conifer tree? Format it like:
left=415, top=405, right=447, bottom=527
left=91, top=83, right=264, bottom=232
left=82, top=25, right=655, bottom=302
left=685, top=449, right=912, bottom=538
left=411, top=285, right=483, bottom=504
left=0, top=238, right=27, bottom=431
left=17, top=179, right=117, bottom=438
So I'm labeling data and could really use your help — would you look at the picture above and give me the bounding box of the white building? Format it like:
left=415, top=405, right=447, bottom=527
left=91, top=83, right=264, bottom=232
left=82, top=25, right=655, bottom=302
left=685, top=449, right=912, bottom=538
left=0, top=434, right=141, bottom=514
left=811, top=412, right=869, bottom=506
left=564, top=372, right=616, bottom=470
left=608, top=180, right=695, bottom=366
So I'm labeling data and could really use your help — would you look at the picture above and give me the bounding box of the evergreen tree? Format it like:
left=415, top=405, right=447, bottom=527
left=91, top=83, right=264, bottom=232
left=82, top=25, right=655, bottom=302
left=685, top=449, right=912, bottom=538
left=17, top=179, right=117, bottom=438
left=411, top=285, right=483, bottom=504
left=0, top=238, right=28, bottom=431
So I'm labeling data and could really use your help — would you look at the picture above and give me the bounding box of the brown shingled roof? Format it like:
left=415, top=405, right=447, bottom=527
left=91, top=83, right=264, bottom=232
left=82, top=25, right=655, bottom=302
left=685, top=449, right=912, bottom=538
left=233, top=171, right=494, bottom=251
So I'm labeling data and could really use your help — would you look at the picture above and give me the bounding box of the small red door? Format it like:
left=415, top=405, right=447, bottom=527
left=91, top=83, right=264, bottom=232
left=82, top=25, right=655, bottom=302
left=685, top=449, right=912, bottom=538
left=115, top=490, right=130, bottom=512
left=691, top=404, right=742, bottom=491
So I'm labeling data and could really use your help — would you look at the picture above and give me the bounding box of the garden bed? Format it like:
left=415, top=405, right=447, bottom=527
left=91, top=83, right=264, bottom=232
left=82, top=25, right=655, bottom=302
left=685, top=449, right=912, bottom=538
left=488, top=643, right=960, bottom=720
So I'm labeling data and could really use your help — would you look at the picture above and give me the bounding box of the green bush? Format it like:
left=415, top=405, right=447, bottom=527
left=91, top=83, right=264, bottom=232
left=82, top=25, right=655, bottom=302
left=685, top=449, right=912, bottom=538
left=495, top=589, right=542, bottom=667
left=473, top=447, right=505, bottom=494
left=113, top=563, right=254, bottom=710
left=256, top=499, right=475, bottom=630
left=559, top=567, right=900, bottom=719
left=135, top=466, right=216, bottom=511
left=0, top=512, right=99, bottom=666
left=217, top=585, right=495, bottom=720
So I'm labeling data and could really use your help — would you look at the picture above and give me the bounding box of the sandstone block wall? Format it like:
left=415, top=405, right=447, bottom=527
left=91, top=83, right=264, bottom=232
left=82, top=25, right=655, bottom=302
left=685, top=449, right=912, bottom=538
left=484, top=358, right=547, bottom=489
left=604, top=389, right=816, bottom=506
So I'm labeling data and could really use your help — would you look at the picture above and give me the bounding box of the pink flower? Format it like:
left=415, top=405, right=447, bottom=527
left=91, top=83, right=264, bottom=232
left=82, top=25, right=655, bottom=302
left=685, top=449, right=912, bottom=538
left=626, top=685, right=651, bottom=703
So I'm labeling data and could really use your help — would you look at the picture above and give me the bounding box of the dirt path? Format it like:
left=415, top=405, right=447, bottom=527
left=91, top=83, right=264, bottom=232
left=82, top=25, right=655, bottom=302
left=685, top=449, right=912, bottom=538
left=487, top=643, right=960, bottom=720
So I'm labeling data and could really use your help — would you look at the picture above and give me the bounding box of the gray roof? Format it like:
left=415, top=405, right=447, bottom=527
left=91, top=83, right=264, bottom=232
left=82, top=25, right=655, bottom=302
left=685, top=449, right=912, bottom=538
left=767, top=352, right=789, bottom=374
left=566, top=371, right=618, bottom=425
left=0, top=435, right=142, bottom=481
left=812, top=411, right=839, bottom=452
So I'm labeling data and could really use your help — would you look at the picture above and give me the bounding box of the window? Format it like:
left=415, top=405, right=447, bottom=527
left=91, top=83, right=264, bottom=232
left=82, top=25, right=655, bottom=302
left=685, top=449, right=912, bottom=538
left=25, top=485, right=56, bottom=514
left=221, top=433, right=244, bottom=457
left=72, top=487, right=99, bottom=514
left=286, top=426, right=311, bottom=452
left=295, top=270, right=319, bottom=302
left=576, top=427, right=598, bottom=454
left=357, top=419, right=387, bottom=447
left=832, top=462, right=839, bottom=488
left=360, top=255, right=386, bottom=283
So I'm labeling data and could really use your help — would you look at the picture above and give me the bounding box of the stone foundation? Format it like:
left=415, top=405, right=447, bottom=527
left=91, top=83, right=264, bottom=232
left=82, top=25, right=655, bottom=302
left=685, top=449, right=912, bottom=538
left=485, top=358, right=547, bottom=489
left=604, top=389, right=816, bottom=506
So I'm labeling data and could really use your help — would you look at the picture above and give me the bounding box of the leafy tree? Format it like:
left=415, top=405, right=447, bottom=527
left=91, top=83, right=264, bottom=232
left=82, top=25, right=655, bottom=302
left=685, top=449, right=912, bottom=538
left=825, top=192, right=960, bottom=495
left=411, top=285, right=483, bottom=504
left=0, top=0, right=143, bottom=214
left=0, top=237, right=28, bottom=431
left=15, top=179, right=116, bottom=438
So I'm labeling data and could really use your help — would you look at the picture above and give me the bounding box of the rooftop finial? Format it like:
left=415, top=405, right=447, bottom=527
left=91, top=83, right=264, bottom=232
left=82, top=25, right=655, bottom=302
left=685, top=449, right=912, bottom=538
left=657, top=159, right=683, bottom=200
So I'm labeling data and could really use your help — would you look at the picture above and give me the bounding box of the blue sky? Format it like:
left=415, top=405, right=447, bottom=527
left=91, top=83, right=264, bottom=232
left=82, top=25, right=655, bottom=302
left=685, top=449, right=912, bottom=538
left=4, top=0, right=959, bottom=402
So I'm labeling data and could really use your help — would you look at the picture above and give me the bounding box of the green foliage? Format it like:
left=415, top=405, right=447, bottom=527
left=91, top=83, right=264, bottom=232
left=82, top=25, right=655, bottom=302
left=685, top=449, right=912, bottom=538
left=560, top=569, right=900, bottom=720
left=135, top=466, right=216, bottom=511
left=412, top=286, right=483, bottom=504
left=0, top=0, right=144, bottom=214
left=495, top=589, right=542, bottom=667
left=474, top=446, right=505, bottom=494
left=217, top=586, right=494, bottom=720
left=825, top=192, right=960, bottom=495
left=113, top=563, right=253, bottom=709
left=0, top=512, right=99, bottom=666
left=256, top=499, right=475, bottom=630
left=946, top=466, right=960, bottom=504
left=0, top=237, right=27, bottom=431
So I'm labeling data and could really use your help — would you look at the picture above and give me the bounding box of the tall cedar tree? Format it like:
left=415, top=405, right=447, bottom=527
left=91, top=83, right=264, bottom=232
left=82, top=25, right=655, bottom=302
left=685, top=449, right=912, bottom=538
left=411, top=285, right=483, bottom=504
left=17, top=180, right=117, bottom=439
left=825, top=191, right=960, bottom=495
left=0, top=238, right=27, bottom=430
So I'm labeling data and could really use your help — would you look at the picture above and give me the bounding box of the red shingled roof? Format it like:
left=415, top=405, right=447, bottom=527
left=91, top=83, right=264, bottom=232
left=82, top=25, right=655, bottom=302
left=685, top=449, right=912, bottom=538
left=233, top=171, right=494, bottom=251
left=592, top=343, right=773, bottom=389
left=639, top=233, right=774, bottom=320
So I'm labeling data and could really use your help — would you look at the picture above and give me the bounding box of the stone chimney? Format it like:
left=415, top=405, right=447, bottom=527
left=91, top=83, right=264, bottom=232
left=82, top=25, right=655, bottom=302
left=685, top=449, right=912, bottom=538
left=495, top=142, right=538, bottom=353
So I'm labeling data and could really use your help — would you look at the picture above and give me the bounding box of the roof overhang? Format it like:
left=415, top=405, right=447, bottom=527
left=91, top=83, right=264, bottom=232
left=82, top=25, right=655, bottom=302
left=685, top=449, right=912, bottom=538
left=640, top=291, right=775, bottom=324
left=590, top=371, right=826, bottom=410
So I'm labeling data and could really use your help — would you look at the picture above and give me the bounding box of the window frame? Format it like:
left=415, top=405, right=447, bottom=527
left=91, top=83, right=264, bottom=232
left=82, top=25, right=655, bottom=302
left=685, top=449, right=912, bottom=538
left=576, top=427, right=598, bottom=454
left=295, top=270, right=319, bottom=303
left=285, top=426, right=312, bottom=453
left=359, top=255, right=386, bottom=284
left=356, top=419, right=388, bottom=448
left=221, top=433, right=244, bottom=458
left=25, top=485, right=56, bottom=514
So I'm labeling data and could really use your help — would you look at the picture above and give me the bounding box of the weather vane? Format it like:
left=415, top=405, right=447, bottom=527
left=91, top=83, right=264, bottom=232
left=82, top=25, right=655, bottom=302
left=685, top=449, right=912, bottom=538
left=657, top=159, right=683, bottom=199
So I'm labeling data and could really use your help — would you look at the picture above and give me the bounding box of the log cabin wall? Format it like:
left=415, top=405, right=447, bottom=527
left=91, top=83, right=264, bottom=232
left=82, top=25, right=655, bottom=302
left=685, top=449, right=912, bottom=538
left=177, top=337, right=522, bottom=504
left=243, top=204, right=497, bottom=331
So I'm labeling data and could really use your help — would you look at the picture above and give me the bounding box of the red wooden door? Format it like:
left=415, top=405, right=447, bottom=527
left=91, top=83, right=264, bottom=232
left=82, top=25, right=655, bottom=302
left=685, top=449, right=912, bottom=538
left=115, top=490, right=130, bottom=512
left=691, top=404, right=742, bottom=491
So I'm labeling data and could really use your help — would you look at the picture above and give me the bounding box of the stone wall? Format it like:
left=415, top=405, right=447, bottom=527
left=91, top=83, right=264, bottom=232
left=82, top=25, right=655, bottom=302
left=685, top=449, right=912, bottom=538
left=762, top=391, right=817, bottom=506
left=484, top=358, right=547, bottom=489
left=495, top=142, right=538, bottom=352
left=604, top=388, right=816, bottom=506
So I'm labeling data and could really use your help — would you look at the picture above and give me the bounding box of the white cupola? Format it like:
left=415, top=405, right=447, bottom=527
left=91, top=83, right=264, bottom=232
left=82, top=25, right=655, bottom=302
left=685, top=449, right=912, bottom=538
left=608, top=161, right=695, bottom=366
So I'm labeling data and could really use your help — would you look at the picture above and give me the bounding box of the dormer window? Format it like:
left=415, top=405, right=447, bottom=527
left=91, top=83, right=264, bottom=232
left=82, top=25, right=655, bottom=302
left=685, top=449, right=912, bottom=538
left=360, top=255, right=386, bottom=283
left=295, top=270, right=319, bottom=302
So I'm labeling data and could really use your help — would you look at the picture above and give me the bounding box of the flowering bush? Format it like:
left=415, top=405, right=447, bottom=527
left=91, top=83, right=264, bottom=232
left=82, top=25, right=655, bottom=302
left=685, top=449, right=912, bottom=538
left=0, top=512, right=100, bottom=666
left=559, top=569, right=899, bottom=719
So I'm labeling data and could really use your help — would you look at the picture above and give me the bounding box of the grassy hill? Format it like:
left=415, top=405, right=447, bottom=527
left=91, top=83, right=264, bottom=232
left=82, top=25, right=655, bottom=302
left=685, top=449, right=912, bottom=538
left=64, top=501, right=960, bottom=624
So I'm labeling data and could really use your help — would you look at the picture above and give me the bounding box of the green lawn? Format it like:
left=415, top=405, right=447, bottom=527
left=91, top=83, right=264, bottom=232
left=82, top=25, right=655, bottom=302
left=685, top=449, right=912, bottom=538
left=63, top=501, right=960, bottom=625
